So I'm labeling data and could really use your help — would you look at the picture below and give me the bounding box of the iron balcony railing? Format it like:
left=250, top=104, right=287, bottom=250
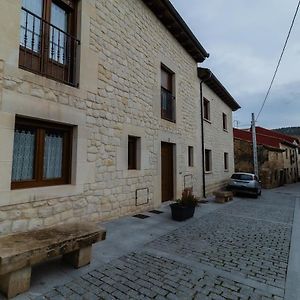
left=161, top=87, right=175, bottom=122
left=19, top=7, right=80, bottom=87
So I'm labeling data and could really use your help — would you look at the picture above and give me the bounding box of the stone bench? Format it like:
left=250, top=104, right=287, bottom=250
left=213, top=190, right=234, bottom=203
left=0, top=222, right=106, bottom=299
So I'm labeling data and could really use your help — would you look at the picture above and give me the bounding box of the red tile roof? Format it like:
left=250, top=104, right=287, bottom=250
left=256, top=127, right=299, bottom=145
left=233, top=128, right=282, bottom=150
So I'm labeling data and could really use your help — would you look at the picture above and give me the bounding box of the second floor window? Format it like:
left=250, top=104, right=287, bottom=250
left=161, top=66, right=175, bottom=122
left=203, top=98, right=210, bottom=121
left=223, top=113, right=228, bottom=131
left=19, top=0, right=80, bottom=86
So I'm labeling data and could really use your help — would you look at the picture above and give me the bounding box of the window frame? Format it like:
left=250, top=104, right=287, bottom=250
left=161, top=65, right=176, bottom=123
left=222, top=113, right=228, bottom=131
left=205, top=149, right=212, bottom=173
left=224, top=152, right=229, bottom=171
left=19, top=0, right=79, bottom=86
left=188, top=146, right=194, bottom=167
left=128, top=135, right=140, bottom=170
left=203, top=98, right=210, bottom=121
left=11, top=117, right=72, bottom=190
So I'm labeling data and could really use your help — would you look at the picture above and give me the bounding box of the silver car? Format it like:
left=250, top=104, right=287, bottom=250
left=227, top=172, right=262, bottom=198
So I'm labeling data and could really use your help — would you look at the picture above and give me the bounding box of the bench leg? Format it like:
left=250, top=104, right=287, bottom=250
left=63, top=246, right=92, bottom=268
left=0, top=266, right=31, bottom=299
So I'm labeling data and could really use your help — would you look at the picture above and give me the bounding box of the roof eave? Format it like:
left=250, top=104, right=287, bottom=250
left=198, top=68, right=241, bottom=111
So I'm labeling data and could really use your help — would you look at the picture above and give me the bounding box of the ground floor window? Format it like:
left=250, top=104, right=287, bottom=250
left=128, top=135, right=140, bottom=170
left=188, top=146, right=194, bottom=167
left=11, top=117, right=72, bottom=189
left=205, top=149, right=212, bottom=172
left=224, top=152, right=229, bottom=171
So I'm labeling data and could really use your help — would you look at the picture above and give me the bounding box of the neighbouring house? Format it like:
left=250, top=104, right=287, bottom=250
left=0, top=0, right=239, bottom=235
left=233, top=127, right=299, bottom=188
left=198, top=68, right=240, bottom=196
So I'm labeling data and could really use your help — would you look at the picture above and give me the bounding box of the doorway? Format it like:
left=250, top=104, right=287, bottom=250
left=161, top=142, right=174, bottom=202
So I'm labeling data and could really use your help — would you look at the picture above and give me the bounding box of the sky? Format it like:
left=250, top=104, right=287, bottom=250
left=170, top=0, right=300, bottom=129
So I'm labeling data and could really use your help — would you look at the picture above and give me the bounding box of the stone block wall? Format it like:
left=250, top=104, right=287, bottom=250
left=0, top=0, right=203, bottom=235
left=202, top=84, right=235, bottom=195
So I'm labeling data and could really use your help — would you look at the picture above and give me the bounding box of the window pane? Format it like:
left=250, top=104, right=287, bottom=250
left=20, top=0, right=42, bottom=52
left=12, top=128, right=36, bottom=181
left=50, top=3, right=68, bottom=64
left=43, top=131, right=64, bottom=179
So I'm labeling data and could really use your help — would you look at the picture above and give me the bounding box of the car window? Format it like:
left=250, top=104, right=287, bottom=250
left=231, top=174, right=253, bottom=181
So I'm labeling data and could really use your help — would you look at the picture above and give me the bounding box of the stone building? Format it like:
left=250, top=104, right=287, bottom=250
left=198, top=68, right=240, bottom=196
left=234, top=127, right=299, bottom=188
left=0, top=0, right=239, bottom=235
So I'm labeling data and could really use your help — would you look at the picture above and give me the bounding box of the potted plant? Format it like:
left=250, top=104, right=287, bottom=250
left=170, top=189, right=198, bottom=221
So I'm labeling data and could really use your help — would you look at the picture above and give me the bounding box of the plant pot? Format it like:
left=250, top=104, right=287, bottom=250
left=170, top=203, right=195, bottom=221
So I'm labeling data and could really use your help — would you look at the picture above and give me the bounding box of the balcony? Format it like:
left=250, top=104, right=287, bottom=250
left=19, top=7, right=80, bottom=87
left=161, top=87, right=175, bottom=122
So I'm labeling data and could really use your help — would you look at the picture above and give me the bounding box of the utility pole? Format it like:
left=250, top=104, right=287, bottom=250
left=251, top=113, right=259, bottom=176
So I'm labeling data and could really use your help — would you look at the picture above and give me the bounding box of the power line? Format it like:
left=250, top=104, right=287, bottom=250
left=256, top=0, right=300, bottom=122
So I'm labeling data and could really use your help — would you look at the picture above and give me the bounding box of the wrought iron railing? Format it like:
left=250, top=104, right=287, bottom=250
left=161, top=87, right=175, bottom=122
left=19, top=7, right=80, bottom=87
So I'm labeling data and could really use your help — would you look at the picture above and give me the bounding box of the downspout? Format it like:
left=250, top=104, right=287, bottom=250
left=200, top=71, right=212, bottom=198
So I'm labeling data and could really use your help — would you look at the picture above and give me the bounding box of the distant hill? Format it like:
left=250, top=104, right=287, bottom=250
left=273, top=127, right=300, bottom=137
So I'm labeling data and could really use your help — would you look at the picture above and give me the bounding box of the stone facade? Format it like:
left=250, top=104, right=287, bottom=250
left=234, top=139, right=285, bottom=189
left=0, top=0, right=237, bottom=235
left=234, top=137, right=298, bottom=188
left=202, top=84, right=235, bottom=195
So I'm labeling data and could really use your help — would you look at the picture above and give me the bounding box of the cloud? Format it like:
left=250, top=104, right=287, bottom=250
left=170, top=0, right=300, bottom=127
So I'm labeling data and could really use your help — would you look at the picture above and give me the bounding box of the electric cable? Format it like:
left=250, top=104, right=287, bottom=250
left=256, top=0, right=300, bottom=121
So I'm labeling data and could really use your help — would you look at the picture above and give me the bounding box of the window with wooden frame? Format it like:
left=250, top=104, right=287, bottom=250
left=161, top=66, right=175, bottom=122
left=128, top=136, right=140, bottom=170
left=19, top=0, right=80, bottom=86
left=224, top=152, right=229, bottom=171
left=11, top=117, right=72, bottom=189
left=222, top=113, right=228, bottom=131
left=205, top=149, right=212, bottom=172
left=203, top=98, right=210, bottom=121
left=188, top=146, right=194, bottom=167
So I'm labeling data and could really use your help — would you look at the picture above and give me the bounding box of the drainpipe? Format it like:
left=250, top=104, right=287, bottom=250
left=200, top=71, right=212, bottom=198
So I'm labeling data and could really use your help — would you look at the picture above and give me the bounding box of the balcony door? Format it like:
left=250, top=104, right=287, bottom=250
left=19, top=0, right=78, bottom=86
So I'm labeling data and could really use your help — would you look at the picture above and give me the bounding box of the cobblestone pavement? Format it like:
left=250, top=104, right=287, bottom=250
left=29, top=193, right=296, bottom=299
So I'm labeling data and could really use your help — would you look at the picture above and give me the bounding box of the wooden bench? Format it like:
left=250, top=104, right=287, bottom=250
left=0, top=223, right=106, bottom=299
left=213, top=191, right=234, bottom=203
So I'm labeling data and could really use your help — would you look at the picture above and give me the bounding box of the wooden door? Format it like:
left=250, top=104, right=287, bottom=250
left=161, top=142, right=174, bottom=202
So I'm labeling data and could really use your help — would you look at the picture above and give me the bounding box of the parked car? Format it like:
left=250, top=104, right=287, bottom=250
left=227, top=172, right=262, bottom=198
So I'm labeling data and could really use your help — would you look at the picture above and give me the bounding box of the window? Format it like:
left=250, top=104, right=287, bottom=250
left=205, top=149, right=212, bottom=172
left=11, top=117, right=72, bottom=189
left=188, top=146, right=194, bottom=167
left=128, top=136, right=140, bottom=170
left=286, top=149, right=288, bottom=159
left=19, top=0, right=79, bottom=86
left=161, top=66, right=175, bottom=122
left=222, top=113, right=228, bottom=131
left=203, top=98, right=210, bottom=121
left=224, top=152, right=228, bottom=171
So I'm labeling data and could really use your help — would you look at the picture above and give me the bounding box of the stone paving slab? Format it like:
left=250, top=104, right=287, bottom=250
left=31, top=252, right=282, bottom=300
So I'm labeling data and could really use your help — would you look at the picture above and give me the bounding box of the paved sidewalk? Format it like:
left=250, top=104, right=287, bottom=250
left=6, top=183, right=300, bottom=300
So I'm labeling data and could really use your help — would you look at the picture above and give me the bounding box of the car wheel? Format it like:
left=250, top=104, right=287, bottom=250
left=254, top=189, right=259, bottom=198
left=258, top=189, right=262, bottom=196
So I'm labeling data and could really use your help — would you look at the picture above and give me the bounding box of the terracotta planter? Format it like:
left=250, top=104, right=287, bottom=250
left=170, top=203, right=195, bottom=221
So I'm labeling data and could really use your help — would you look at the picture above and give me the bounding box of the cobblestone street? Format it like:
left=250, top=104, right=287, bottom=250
left=11, top=186, right=300, bottom=300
